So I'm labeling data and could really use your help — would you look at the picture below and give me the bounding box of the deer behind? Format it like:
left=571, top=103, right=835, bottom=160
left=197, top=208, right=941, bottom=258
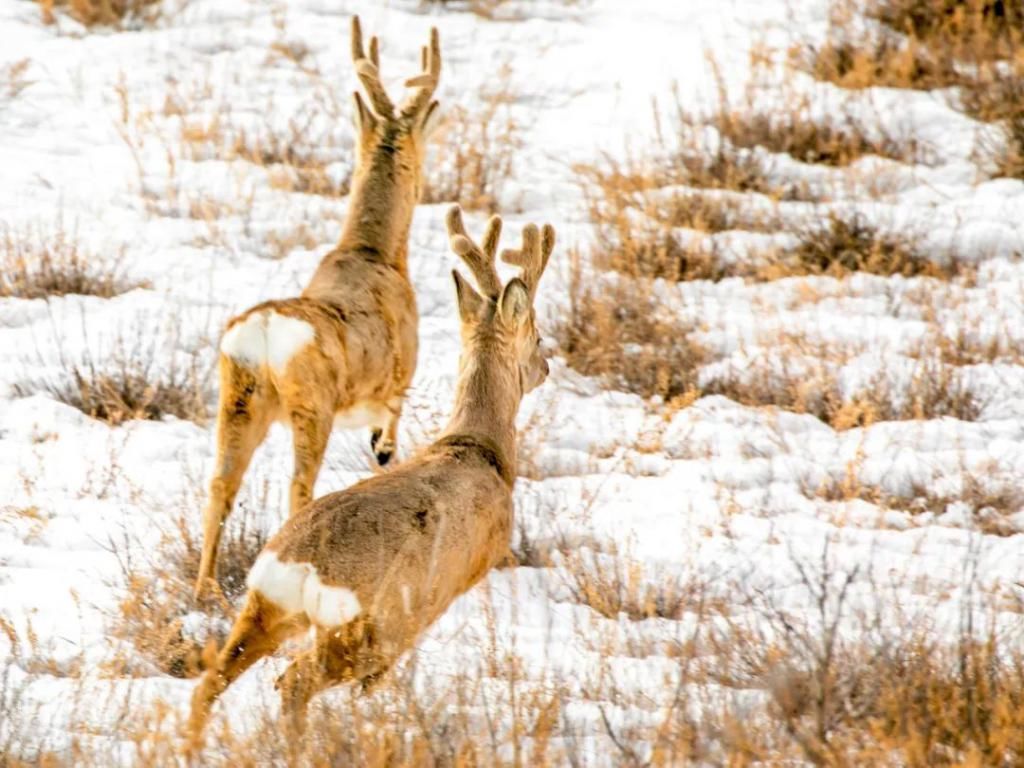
left=194, top=17, right=442, bottom=599
left=187, top=206, right=554, bottom=740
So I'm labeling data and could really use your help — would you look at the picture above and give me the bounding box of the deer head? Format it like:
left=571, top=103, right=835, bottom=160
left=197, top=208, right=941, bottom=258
left=446, top=206, right=554, bottom=394
left=349, top=16, right=441, bottom=204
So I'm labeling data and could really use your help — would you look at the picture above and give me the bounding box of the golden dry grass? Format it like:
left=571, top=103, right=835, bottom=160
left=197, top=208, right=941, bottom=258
left=421, top=65, right=521, bottom=212
left=801, top=0, right=1024, bottom=178
left=35, top=0, right=163, bottom=27
left=108, top=507, right=266, bottom=678
left=703, top=353, right=982, bottom=429
left=0, top=225, right=146, bottom=300
left=551, top=250, right=706, bottom=402
left=13, top=323, right=210, bottom=426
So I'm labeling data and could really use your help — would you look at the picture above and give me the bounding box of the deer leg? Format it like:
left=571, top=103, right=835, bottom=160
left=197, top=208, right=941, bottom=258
left=369, top=397, right=403, bottom=466
left=286, top=404, right=333, bottom=516
left=195, top=360, right=273, bottom=600
left=274, top=623, right=385, bottom=735
left=187, top=593, right=304, bottom=745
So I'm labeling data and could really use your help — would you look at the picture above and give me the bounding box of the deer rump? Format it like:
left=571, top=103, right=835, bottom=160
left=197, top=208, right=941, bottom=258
left=248, top=441, right=512, bottom=640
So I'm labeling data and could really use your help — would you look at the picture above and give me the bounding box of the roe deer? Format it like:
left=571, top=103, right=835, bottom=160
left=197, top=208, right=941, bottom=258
left=194, top=17, right=443, bottom=599
left=187, top=205, right=554, bottom=740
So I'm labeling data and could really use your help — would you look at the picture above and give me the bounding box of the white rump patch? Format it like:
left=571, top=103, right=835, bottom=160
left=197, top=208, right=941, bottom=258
left=219, top=311, right=315, bottom=374
left=265, top=312, right=315, bottom=374
left=247, top=551, right=362, bottom=627
left=219, top=312, right=266, bottom=368
left=334, top=402, right=388, bottom=429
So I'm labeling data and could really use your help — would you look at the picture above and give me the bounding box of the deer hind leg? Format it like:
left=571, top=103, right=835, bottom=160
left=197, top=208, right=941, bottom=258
left=187, top=592, right=305, bottom=745
left=285, top=401, right=333, bottom=517
left=369, top=397, right=403, bottom=466
left=195, top=359, right=274, bottom=599
left=274, top=621, right=387, bottom=734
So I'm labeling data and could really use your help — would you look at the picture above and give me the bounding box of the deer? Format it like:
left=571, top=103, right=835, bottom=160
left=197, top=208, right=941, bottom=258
left=193, top=17, right=443, bottom=600
left=186, top=205, right=554, bottom=741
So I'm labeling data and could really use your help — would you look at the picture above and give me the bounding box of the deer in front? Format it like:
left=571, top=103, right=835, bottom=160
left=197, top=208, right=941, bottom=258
left=194, top=17, right=443, bottom=600
left=187, top=206, right=554, bottom=741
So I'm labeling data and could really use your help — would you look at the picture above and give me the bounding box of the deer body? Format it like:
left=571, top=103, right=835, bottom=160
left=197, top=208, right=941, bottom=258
left=194, top=17, right=442, bottom=600
left=187, top=207, right=554, bottom=742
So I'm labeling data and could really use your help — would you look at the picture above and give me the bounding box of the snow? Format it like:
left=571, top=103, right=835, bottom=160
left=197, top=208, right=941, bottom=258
left=3, top=0, right=1024, bottom=762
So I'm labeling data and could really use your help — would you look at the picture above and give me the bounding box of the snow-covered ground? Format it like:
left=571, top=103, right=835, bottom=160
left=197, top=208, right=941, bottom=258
left=2, top=0, right=1024, bottom=763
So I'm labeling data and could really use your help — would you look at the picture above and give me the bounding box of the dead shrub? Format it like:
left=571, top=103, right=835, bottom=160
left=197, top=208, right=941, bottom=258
left=560, top=547, right=692, bottom=622
left=167, top=83, right=353, bottom=198
left=13, top=320, right=210, bottom=426
left=551, top=250, right=706, bottom=402
left=704, top=355, right=981, bottom=429
left=422, top=64, right=521, bottom=212
left=573, top=158, right=773, bottom=282
left=108, top=506, right=266, bottom=678
left=802, top=0, right=1024, bottom=177
left=816, top=467, right=1024, bottom=535
left=707, top=63, right=922, bottom=165
left=799, top=31, right=952, bottom=91
left=0, top=225, right=145, bottom=299
left=36, top=0, right=165, bottom=27
left=707, top=544, right=1024, bottom=765
left=770, top=212, right=961, bottom=280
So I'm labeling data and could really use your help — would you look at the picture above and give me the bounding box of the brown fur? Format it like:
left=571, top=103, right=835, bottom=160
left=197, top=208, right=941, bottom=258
left=194, top=17, right=443, bottom=599
left=187, top=206, right=555, bottom=742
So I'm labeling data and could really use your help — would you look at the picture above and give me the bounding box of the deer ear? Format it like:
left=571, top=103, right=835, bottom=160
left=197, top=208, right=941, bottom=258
left=419, top=100, right=441, bottom=137
left=452, top=270, right=484, bottom=323
left=498, top=278, right=530, bottom=329
left=353, top=91, right=377, bottom=135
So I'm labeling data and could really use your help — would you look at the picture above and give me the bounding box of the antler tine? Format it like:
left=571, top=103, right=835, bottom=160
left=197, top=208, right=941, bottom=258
left=351, top=16, right=395, bottom=120
left=446, top=206, right=503, bottom=298
left=368, top=35, right=380, bottom=70
left=401, top=26, right=441, bottom=118
left=501, top=223, right=555, bottom=300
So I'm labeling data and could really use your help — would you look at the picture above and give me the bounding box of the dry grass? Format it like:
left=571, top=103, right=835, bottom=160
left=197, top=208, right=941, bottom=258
left=801, top=0, right=1024, bottom=178
left=422, top=65, right=521, bottom=213
left=551, top=250, right=706, bottom=402
left=773, top=211, right=962, bottom=280
left=704, top=353, right=982, bottom=429
left=0, top=224, right=145, bottom=300
left=1, top=59, right=33, bottom=102
left=559, top=546, right=694, bottom=622
left=707, top=64, right=922, bottom=166
left=816, top=464, right=1024, bottom=535
left=165, top=81, right=353, bottom=199
left=107, top=506, right=266, bottom=678
left=13, top=321, right=210, bottom=426
left=702, top=543, right=1024, bottom=765
left=35, top=0, right=165, bottom=27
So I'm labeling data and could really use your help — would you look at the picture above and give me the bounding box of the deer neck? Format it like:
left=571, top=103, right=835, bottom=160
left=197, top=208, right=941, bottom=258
left=441, top=335, right=521, bottom=481
left=336, top=148, right=415, bottom=271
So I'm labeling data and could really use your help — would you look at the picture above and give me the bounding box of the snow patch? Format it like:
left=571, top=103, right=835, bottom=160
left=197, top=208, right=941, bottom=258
left=247, top=551, right=362, bottom=627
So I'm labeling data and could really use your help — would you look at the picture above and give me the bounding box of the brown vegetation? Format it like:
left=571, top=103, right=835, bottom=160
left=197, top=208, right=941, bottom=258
left=551, top=249, right=706, bottom=401
left=422, top=65, right=521, bottom=212
left=13, top=323, right=209, bottom=426
left=0, top=225, right=145, bottom=300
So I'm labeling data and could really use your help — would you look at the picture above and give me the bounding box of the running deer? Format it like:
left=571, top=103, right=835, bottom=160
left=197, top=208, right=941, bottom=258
left=194, top=17, right=442, bottom=599
left=187, top=206, right=554, bottom=740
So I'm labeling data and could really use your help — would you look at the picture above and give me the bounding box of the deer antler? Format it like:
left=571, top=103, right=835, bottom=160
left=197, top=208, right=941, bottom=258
left=446, top=205, right=503, bottom=299
left=351, top=16, right=395, bottom=120
left=401, top=27, right=441, bottom=120
left=501, top=223, right=554, bottom=301
left=350, top=17, right=440, bottom=124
